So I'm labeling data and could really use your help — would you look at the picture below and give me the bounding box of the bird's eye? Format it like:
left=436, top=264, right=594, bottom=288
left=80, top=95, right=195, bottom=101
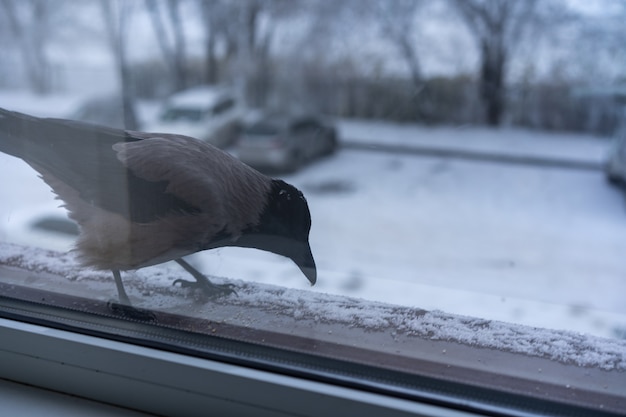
left=279, top=189, right=292, bottom=201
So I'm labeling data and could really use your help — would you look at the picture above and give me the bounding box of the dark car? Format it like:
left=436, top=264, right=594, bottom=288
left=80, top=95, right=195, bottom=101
left=236, top=113, right=338, bottom=172
left=605, top=132, right=626, bottom=185
left=574, top=87, right=626, bottom=185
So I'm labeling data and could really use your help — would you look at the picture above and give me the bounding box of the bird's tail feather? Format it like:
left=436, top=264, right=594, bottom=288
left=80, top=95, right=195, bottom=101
left=0, top=106, right=131, bottom=175
left=0, top=107, right=47, bottom=161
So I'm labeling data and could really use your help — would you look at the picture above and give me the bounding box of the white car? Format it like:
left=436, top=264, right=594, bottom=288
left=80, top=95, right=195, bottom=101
left=147, top=86, right=242, bottom=148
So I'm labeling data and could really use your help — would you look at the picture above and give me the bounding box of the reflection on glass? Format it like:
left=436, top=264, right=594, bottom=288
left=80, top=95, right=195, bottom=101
left=0, top=1, right=625, bottom=413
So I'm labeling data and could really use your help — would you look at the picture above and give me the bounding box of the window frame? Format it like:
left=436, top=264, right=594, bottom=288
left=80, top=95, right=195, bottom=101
left=0, top=316, right=480, bottom=417
left=0, top=270, right=624, bottom=417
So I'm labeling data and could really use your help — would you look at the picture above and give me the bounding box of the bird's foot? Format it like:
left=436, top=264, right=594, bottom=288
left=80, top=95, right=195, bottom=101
left=107, top=300, right=157, bottom=322
left=172, top=278, right=238, bottom=298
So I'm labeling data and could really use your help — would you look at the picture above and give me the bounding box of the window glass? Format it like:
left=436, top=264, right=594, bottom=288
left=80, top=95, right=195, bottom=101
left=0, top=0, right=625, bottom=414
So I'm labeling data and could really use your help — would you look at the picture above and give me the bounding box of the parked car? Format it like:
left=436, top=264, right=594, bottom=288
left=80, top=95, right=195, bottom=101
left=69, top=95, right=130, bottom=129
left=605, top=131, right=626, bottom=185
left=604, top=98, right=626, bottom=184
left=236, top=113, right=338, bottom=172
left=146, top=86, right=242, bottom=148
left=573, top=87, right=626, bottom=185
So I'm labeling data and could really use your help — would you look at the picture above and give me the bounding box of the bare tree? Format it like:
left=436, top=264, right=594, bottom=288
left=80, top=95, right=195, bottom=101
left=449, top=0, right=538, bottom=125
left=1, top=0, right=53, bottom=94
left=197, top=0, right=237, bottom=85
left=199, top=1, right=219, bottom=85
left=144, top=0, right=188, bottom=91
left=374, top=0, right=424, bottom=94
left=200, top=0, right=297, bottom=105
left=100, top=0, right=139, bottom=129
left=571, top=1, right=626, bottom=84
left=236, top=0, right=265, bottom=104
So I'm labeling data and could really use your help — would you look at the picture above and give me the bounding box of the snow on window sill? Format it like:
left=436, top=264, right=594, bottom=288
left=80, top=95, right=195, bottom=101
left=1, top=241, right=625, bottom=414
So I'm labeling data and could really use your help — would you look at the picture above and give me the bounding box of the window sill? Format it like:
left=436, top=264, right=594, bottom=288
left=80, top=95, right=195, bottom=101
left=1, top=243, right=625, bottom=416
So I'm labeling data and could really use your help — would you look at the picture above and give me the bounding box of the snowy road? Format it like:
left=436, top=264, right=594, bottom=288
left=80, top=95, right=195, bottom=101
left=194, top=146, right=626, bottom=338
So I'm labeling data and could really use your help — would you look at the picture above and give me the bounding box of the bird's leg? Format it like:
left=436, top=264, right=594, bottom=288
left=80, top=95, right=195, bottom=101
left=112, top=269, right=131, bottom=305
left=173, top=258, right=237, bottom=297
left=107, top=270, right=156, bottom=322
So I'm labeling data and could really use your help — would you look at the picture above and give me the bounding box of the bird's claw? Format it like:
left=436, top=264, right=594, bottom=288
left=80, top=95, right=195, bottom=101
left=172, top=279, right=238, bottom=298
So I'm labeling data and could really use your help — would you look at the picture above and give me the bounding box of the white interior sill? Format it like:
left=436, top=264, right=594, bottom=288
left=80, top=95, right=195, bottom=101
left=0, top=377, right=153, bottom=417
left=0, top=318, right=476, bottom=417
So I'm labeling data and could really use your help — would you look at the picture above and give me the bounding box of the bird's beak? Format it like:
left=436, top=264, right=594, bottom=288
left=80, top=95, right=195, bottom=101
left=232, top=234, right=317, bottom=285
left=293, top=242, right=317, bottom=286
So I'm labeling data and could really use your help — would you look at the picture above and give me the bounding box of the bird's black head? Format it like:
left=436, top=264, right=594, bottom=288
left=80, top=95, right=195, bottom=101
left=265, top=179, right=312, bottom=243
left=238, top=179, right=316, bottom=285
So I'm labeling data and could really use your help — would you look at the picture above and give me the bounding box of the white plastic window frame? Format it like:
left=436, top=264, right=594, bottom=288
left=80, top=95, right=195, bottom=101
left=0, top=317, right=479, bottom=417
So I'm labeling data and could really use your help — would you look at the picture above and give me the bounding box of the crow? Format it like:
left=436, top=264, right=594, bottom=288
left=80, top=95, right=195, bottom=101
left=0, top=107, right=316, bottom=317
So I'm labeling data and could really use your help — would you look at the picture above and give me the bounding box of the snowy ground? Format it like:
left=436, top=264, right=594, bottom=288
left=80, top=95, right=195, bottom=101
left=243, top=147, right=626, bottom=340
left=1, top=91, right=625, bottom=340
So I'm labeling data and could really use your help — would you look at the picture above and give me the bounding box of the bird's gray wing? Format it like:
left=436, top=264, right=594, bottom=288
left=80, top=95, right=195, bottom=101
left=114, top=133, right=271, bottom=234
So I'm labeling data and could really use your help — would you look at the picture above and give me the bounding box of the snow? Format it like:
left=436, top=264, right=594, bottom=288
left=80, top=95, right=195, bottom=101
left=280, top=148, right=626, bottom=340
left=339, top=118, right=608, bottom=165
left=1, top=241, right=625, bottom=371
left=1, top=92, right=625, bottom=344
